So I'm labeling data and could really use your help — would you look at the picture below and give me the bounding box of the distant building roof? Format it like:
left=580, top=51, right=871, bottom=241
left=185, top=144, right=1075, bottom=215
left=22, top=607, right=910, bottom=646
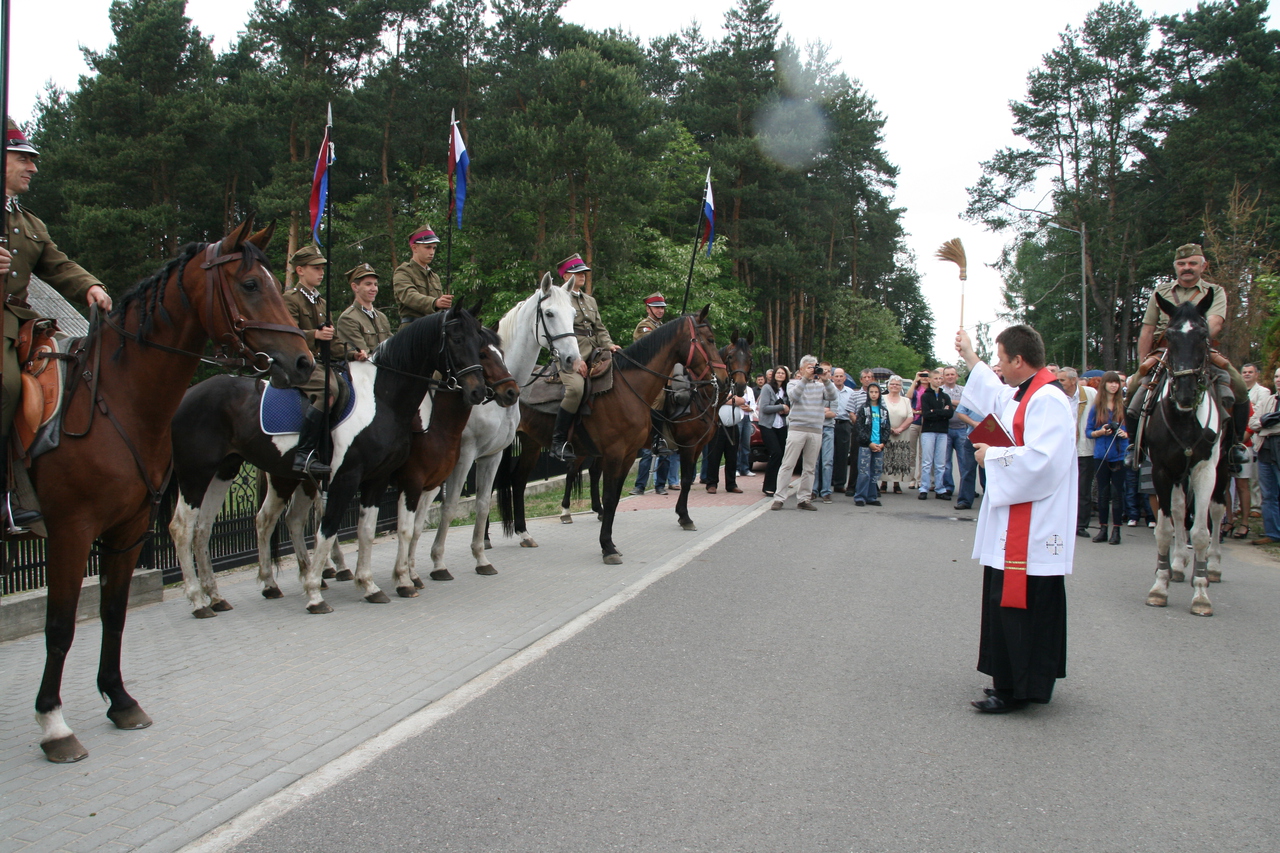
left=28, top=276, right=90, bottom=338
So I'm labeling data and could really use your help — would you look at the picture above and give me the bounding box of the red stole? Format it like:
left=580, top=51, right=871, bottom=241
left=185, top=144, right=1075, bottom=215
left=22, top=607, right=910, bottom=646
left=1001, top=367, right=1059, bottom=609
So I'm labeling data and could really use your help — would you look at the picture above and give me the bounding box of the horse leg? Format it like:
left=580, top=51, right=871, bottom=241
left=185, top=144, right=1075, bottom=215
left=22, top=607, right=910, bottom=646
left=430, top=469, right=467, bottom=581
left=352, top=495, right=390, bottom=604
left=1206, top=497, right=1225, bottom=583
left=393, top=489, right=420, bottom=597
left=513, top=437, right=539, bottom=546
left=35, top=531, right=94, bottom=762
left=192, top=476, right=236, bottom=614
left=560, top=458, right=578, bottom=524
left=408, top=486, right=440, bottom=588
left=1169, top=487, right=1189, bottom=584
left=95, top=520, right=154, bottom=735
left=1188, top=465, right=1216, bottom=617
left=598, top=460, right=629, bottom=565
left=169, top=485, right=218, bottom=618
left=1147, top=508, right=1173, bottom=607
left=675, top=448, right=696, bottom=531
left=471, top=455, right=501, bottom=575
left=255, top=479, right=294, bottom=600
left=591, top=459, right=603, bottom=521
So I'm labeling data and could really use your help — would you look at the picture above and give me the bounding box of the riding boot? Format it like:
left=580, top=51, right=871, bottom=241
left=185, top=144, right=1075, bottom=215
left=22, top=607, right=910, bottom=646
left=1228, top=401, right=1250, bottom=471
left=0, top=435, right=41, bottom=533
left=291, top=406, right=332, bottom=477
left=1123, top=386, right=1145, bottom=471
left=1109, top=525, right=1121, bottom=545
left=649, top=409, right=674, bottom=457
left=550, top=407, right=575, bottom=461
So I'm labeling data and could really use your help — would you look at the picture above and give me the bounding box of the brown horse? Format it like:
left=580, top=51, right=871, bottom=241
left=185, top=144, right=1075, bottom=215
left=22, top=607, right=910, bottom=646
left=28, top=217, right=314, bottom=763
left=500, top=309, right=725, bottom=563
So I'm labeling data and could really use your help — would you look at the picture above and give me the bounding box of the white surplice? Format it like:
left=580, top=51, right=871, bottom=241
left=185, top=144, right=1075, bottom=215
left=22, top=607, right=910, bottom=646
left=960, top=362, right=1078, bottom=576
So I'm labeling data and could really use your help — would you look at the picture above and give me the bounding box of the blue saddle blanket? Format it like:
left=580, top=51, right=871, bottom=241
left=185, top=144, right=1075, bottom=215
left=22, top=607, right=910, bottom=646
left=260, top=375, right=357, bottom=435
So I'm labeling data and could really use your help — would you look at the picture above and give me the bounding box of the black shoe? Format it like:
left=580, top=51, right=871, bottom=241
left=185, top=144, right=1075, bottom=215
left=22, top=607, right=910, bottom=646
left=655, top=486, right=668, bottom=495
left=550, top=407, right=575, bottom=461
left=4, top=495, right=42, bottom=533
left=1109, top=525, right=1121, bottom=545
left=918, top=492, right=928, bottom=500
left=844, top=490, right=857, bottom=497
left=954, top=502, right=972, bottom=510
left=290, top=405, right=332, bottom=477
left=1092, top=527, right=1109, bottom=543
left=971, top=695, right=1029, bottom=713
left=867, top=500, right=881, bottom=506
left=936, top=492, right=952, bottom=500
left=1076, top=528, right=1090, bottom=538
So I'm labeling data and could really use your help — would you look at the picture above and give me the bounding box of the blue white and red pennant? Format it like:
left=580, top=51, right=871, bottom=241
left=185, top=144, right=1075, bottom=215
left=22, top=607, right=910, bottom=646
left=700, top=167, right=715, bottom=256
left=309, top=105, right=335, bottom=244
left=449, top=110, right=469, bottom=228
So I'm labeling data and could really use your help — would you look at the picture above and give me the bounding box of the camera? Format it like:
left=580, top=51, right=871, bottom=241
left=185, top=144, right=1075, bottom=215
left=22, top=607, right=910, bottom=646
left=813, top=366, right=824, bottom=375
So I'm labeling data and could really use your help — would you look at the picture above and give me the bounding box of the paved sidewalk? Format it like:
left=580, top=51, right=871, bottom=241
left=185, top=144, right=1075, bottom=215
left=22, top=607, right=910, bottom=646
left=0, top=492, right=767, bottom=853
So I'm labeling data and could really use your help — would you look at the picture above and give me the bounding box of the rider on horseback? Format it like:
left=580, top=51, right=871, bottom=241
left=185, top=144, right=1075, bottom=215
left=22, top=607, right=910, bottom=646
left=1124, top=243, right=1249, bottom=472
left=550, top=253, right=620, bottom=461
left=283, top=245, right=346, bottom=477
left=1, top=118, right=113, bottom=533
left=634, top=292, right=674, bottom=461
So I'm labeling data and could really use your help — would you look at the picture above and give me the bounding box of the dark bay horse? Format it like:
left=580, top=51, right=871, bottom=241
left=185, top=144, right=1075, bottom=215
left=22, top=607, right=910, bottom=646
left=169, top=307, right=498, bottom=616
left=27, top=217, right=314, bottom=763
left=1143, top=291, right=1230, bottom=616
left=500, top=308, right=725, bottom=563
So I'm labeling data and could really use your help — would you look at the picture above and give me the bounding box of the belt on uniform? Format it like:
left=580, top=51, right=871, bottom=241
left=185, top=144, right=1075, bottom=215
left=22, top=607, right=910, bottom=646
left=5, top=293, right=31, bottom=309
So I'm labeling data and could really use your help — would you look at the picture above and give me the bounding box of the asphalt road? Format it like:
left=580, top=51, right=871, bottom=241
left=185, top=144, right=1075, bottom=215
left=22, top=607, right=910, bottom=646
left=229, top=497, right=1280, bottom=853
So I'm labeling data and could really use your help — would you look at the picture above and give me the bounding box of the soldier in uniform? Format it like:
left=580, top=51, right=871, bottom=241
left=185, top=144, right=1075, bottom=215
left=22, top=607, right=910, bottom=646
left=1124, top=243, right=1248, bottom=469
left=283, top=245, right=346, bottom=477
left=631, top=292, right=673, bottom=494
left=550, top=253, right=620, bottom=461
left=633, top=292, right=666, bottom=341
left=392, top=225, right=452, bottom=328
left=336, top=263, right=392, bottom=361
left=0, top=118, right=113, bottom=531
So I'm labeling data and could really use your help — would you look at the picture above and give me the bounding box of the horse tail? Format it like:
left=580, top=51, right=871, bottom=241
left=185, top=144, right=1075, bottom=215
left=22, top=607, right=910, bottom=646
left=495, top=442, right=517, bottom=537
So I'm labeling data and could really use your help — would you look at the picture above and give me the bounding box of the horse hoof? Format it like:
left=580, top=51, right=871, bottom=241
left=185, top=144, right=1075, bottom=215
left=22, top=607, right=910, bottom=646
left=520, top=539, right=539, bottom=548
left=262, top=587, right=284, bottom=600
left=1207, top=571, right=1222, bottom=583
left=430, top=569, right=454, bottom=581
left=322, top=567, right=336, bottom=579
left=476, top=565, right=498, bottom=576
left=680, top=521, right=697, bottom=531
left=1171, top=570, right=1185, bottom=583
left=320, top=580, right=329, bottom=590
left=561, top=516, right=573, bottom=525
left=1146, top=595, right=1168, bottom=607
left=192, top=607, right=217, bottom=619
left=210, top=599, right=233, bottom=612
left=603, top=554, right=623, bottom=565
left=365, top=591, right=391, bottom=604
left=335, top=569, right=354, bottom=582
left=1191, top=603, right=1214, bottom=617
left=107, top=705, right=153, bottom=730
left=484, top=538, right=492, bottom=550
left=307, top=601, right=334, bottom=614
left=41, top=735, right=88, bottom=764
left=396, top=586, right=419, bottom=598
left=596, top=513, right=603, bottom=522
left=412, top=577, right=425, bottom=589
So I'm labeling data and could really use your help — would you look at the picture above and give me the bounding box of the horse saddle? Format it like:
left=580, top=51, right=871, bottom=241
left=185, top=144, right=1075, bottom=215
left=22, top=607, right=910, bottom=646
left=522, top=349, right=616, bottom=415
left=14, top=318, right=75, bottom=460
left=259, top=373, right=357, bottom=435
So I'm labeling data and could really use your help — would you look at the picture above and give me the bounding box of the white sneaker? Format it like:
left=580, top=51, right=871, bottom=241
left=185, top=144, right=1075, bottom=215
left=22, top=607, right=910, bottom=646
left=1148, top=521, right=1156, bottom=528
left=1127, top=520, right=1137, bottom=527
left=743, top=470, right=757, bottom=476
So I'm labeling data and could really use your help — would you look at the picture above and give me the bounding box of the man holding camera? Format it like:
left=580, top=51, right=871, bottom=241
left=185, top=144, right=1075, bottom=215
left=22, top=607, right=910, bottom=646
left=770, top=356, right=836, bottom=511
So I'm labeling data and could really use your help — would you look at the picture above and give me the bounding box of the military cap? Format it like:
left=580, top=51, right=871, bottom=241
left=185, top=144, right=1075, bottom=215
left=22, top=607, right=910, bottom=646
left=644, top=292, right=666, bottom=308
left=557, top=253, right=590, bottom=277
left=6, top=117, right=38, bottom=156
left=1174, top=243, right=1205, bottom=261
left=346, top=262, right=379, bottom=284
left=289, top=245, right=327, bottom=267
left=409, top=225, right=440, bottom=245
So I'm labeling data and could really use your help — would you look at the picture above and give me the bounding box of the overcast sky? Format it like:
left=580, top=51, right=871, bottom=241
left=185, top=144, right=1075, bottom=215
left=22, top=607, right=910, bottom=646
left=10, top=0, right=1272, bottom=361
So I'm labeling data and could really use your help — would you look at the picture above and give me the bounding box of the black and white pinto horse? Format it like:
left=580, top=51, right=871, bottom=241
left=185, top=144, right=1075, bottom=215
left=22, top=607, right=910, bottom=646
left=1143, top=291, right=1230, bottom=617
left=169, top=306, right=492, bottom=615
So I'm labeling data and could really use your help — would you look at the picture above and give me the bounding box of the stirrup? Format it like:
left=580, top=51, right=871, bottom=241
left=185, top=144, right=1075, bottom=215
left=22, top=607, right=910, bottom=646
left=292, top=450, right=331, bottom=478
left=1124, top=445, right=1140, bottom=471
left=654, top=435, right=675, bottom=457
left=4, top=493, right=41, bottom=534
left=550, top=440, right=574, bottom=462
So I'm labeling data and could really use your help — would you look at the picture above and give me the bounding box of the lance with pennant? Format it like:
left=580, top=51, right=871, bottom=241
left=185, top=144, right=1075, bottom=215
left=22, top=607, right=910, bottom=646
left=445, top=110, right=469, bottom=295
left=681, top=167, right=715, bottom=315
left=307, top=104, right=335, bottom=482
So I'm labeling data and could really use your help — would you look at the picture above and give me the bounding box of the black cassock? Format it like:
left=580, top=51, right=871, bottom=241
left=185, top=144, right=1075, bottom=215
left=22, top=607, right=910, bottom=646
left=977, top=565, right=1067, bottom=703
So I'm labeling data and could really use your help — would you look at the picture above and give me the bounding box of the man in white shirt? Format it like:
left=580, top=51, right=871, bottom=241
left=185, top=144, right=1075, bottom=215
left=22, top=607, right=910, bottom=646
left=957, top=324, right=1076, bottom=713
left=1237, top=362, right=1270, bottom=535
left=1059, top=368, right=1098, bottom=538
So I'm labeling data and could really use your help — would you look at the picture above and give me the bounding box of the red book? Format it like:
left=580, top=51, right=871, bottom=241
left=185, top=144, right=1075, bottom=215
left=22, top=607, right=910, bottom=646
left=969, top=413, right=1015, bottom=448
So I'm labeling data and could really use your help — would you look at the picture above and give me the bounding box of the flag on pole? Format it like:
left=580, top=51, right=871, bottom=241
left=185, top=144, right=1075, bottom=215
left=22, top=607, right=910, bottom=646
left=699, top=168, right=715, bottom=256
left=448, top=110, right=469, bottom=228
left=309, top=104, right=335, bottom=244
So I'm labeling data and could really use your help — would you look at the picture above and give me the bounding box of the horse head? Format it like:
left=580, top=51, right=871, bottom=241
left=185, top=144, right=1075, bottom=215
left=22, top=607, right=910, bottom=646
left=204, top=215, right=313, bottom=387
left=721, top=328, right=754, bottom=397
left=478, top=325, right=521, bottom=407
left=442, top=303, right=490, bottom=406
left=535, top=272, right=580, bottom=372
left=683, top=305, right=728, bottom=384
left=1156, top=289, right=1215, bottom=412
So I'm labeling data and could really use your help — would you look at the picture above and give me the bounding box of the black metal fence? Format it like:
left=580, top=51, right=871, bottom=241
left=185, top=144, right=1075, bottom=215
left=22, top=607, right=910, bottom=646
left=2, top=453, right=570, bottom=596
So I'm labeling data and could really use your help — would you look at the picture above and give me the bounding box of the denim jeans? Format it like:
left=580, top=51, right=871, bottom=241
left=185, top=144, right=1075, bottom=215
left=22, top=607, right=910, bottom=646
left=949, top=426, right=977, bottom=504
left=737, top=418, right=753, bottom=474
left=854, top=447, right=883, bottom=503
left=1258, top=458, right=1280, bottom=540
left=1124, top=465, right=1154, bottom=523
left=942, top=425, right=960, bottom=492
left=919, top=431, right=948, bottom=492
left=815, top=421, right=835, bottom=497
left=636, top=449, right=676, bottom=491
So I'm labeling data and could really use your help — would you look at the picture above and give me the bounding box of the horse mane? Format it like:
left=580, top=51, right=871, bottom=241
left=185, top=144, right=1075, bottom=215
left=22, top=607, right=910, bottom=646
left=480, top=324, right=502, bottom=350
left=371, top=311, right=446, bottom=373
left=111, top=242, right=207, bottom=346
left=497, top=294, right=531, bottom=347
left=621, top=314, right=690, bottom=366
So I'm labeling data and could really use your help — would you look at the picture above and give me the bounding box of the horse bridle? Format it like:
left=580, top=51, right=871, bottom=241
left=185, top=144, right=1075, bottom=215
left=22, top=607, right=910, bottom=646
left=199, top=243, right=307, bottom=374
left=684, top=316, right=727, bottom=383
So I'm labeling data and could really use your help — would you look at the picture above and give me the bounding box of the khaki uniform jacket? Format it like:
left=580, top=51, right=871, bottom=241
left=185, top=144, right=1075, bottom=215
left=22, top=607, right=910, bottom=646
left=633, top=314, right=663, bottom=341
left=1143, top=279, right=1227, bottom=342
left=283, top=286, right=347, bottom=362
left=336, top=302, right=392, bottom=360
left=4, top=202, right=99, bottom=339
left=569, top=287, right=613, bottom=358
left=393, top=261, right=443, bottom=325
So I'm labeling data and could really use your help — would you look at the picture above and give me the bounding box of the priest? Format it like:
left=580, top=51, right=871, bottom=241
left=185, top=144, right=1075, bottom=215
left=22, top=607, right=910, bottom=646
left=955, top=324, right=1077, bottom=713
